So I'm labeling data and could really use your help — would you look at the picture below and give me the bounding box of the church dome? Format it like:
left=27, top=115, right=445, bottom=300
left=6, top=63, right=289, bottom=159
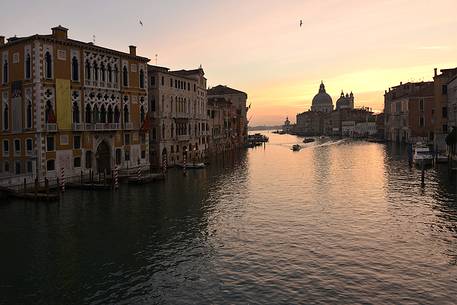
left=335, top=91, right=354, bottom=111
left=311, top=82, right=333, bottom=112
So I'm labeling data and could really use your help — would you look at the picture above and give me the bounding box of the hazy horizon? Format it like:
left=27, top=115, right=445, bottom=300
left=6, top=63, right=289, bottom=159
left=1, top=0, right=456, bottom=125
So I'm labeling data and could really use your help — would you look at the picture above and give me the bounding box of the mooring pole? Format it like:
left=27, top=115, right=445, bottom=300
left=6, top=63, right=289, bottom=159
left=421, top=162, right=425, bottom=187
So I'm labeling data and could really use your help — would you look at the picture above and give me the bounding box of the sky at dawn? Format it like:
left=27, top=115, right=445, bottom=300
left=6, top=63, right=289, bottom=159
left=1, top=0, right=456, bottom=125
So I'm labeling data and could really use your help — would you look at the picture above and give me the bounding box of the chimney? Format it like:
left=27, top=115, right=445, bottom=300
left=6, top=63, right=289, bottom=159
left=0, top=36, right=4, bottom=46
left=400, top=82, right=402, bottom=85
left=129, top=45, right=136, bottom=56
left=51, top=25, right=68, bottom=40
left=434, top=68, right=438, bottom=77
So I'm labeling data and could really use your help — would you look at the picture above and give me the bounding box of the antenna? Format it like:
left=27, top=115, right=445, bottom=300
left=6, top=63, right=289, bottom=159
left=92, top=35, right=96, bottom=44
left=155, top=54, right=158, bottom=65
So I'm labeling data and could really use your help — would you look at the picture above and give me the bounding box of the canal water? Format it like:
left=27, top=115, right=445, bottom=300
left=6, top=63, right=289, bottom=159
left=1, top=132, right=457, bottom=304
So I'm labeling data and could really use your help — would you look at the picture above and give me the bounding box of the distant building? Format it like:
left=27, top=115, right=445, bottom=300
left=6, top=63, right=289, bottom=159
left=283, top=117, right=291, bottom=132
left=432, top=67, right=457, bottom=151
left=296, top=111, right=322, bottom=136
left=0, top=26, right=150, bottom=186
left=447, top=76, right=457, bottom=131
left=335, top=91, right=354, bottom=111
left=310, top=82, right=333, bottom=113
left=384, top=81, right=434, bottom=143
left=296, top=82, right=372, bottom=136
left=207, top=85, right=248, bottom=153
left=147, top=65, right=207, bottom=168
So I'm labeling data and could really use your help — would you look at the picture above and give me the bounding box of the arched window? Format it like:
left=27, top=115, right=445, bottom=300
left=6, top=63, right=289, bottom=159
left=123, top=66, right=128, bottom=87
left=114, top=65, right=118, bottom=84
left=140, top=105, right=145, bottom=124
left=3, top=104, right=8, bottom=130
left=72, top=56, right=79, bottom=81
left=25, top=54, right=31, bottom=79
left=123, top=105, right=129, bottom=123
left=100, top=105, right=106, bottom=123
left=171, top=123, right=174, bottom=138
left=162, top=123, right=165, bottom=139
left=72, top=101, right=80, bottom=123
left=114, top=106, right=120, bottom=123
left=85, top=104, right=92, bottom=123
left=107, top=105, right=113, bottom=123
left=44, top=51, right=52, bottom=79
left=139, top=69, right=145, bottom=88
left=85, top=60, right=91, bottom=80
left=26, top=101, right=32, bottom=128
left=93, top=62, right=98, bottom=81
left=101, top=63, right=106, bottom=82
left=45, top=100, right=54, bottom=123
left=107, top=64, right=112, bottom=83
left=3, top=60, right=8, bottom=83
left=93, top=105, right=99, bottom=123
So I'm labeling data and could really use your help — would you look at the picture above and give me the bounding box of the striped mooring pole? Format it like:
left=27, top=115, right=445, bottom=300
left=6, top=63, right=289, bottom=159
left=114, top=166, right=119, bottom=190
left=60, top=167, right=65, bottom=192
left=137, top=166, right=142, bottom=180
left=162, top=157, right=167, bottom=174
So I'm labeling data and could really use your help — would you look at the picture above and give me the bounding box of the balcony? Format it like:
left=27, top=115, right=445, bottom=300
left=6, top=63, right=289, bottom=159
left=177, top=135, right=190, bottom=142
left=85, top=123, right=94, bottom=131
left=72, top=123, right=85, bottom=131
left=94, top=123, right=120, bottom=131
left=45, top=123, right=57, bottom=132
left=124, top=122, right=134, bottom=130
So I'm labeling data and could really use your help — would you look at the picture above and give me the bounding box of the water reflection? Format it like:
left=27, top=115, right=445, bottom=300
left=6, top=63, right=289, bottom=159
left=0, top=133, right=456, bottom=304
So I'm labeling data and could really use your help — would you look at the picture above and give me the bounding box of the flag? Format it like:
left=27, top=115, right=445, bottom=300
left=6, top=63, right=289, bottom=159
left=140, top=113, right=151, bottom=132
left=47, top=109, right=56, bottom=123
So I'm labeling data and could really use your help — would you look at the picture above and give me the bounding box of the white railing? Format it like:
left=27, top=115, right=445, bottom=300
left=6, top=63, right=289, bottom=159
left=124, top=122, right=134, bottom=130
left=95, top=123, right=120, bottom=131
left=72, top=123, right=85, bottom=131
left=45, top=123, right=57, bottom=132
left=177, top=135, right=190, bottom=141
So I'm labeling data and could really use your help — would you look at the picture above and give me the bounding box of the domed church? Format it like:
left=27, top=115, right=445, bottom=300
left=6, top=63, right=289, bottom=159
left=311, top=82, right=333, bottom=113
left=336, top=91, right=354, bottom=111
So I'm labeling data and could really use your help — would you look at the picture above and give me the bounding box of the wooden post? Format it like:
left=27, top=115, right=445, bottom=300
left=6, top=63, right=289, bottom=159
left=80, top=170, right=83, bottom=184
left=45, top=177, right=49, bottom=194
left=23, top=178, right=27, bottom=193
left=34, top=177, right=38, bottom=198
left=421, top=162, right=425, bottom=187
left=103, top=169, right=106, bottom=186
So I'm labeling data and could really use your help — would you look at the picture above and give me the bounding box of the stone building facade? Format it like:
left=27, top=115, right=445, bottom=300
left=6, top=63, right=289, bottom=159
left=432, top=68, right=457, bottom=151
left=0, top=26, right=149, bottom=186
left=147, top=65, right=208, bottom=168
left=384, top=81, right=434, bottom=143
left=207, top=85, right=248, bottom=154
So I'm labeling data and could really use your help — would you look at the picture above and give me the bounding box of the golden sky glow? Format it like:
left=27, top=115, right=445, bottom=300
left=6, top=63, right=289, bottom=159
left=1, top=0, right=456, bottom=125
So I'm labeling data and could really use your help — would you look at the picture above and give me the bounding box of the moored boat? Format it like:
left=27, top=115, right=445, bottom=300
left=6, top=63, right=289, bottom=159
left=178, top=162, right=206, bottom=169
left=413, top=145, right=434, bottom=167
left=303, top=138, right=315, bottom=143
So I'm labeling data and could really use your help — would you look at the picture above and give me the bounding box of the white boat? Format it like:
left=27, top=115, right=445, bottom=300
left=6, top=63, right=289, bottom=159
left=292, top=144, right=301, bottom=151
left=436, top=154, right=449, bottom=163
left=178, top=162, right=206, bottom=169
left=413, top=145, right=434, bottom=166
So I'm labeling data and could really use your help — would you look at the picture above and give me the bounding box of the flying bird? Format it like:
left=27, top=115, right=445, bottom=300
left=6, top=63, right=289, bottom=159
left=300, top=20, right=303, bottom=27
left=139, top=20, right=143, bottom=27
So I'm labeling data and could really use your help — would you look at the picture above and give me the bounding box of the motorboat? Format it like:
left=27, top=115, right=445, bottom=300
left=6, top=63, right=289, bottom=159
left=292, top=144, right=302, bottom=151
left=303, top=138, right=315, bottom=143
left=413, top=145, right=434, bottom=166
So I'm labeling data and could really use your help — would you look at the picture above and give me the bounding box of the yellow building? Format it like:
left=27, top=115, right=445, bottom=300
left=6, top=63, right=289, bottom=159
left=0, top=26, right=150, bottom=186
